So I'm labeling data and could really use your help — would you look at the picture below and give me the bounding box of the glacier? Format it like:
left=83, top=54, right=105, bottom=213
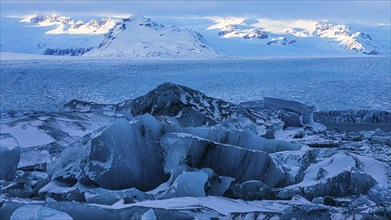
left=1, top=57, right=390, bottom=115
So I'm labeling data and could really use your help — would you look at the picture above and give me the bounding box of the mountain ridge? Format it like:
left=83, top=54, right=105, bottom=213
left=1, top=13, right=389, bottom=57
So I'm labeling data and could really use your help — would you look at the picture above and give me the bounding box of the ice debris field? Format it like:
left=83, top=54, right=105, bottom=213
left=1, top=81, right=391, bottom=219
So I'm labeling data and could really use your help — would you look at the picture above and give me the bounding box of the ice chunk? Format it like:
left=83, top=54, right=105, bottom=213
left=349, top=195, right=376, bottom=208
left=264, top=97, right=327, bottom=132
left=50, top=115, right=168, bottom=190
left=184, top=127, right=301, bottom=153
left=38, top=180, right=91, bottom=202
left=202, top=168, right=234, bottom=196
left=368, top=184, right=391, bottom=204
left=158, top=166, right=233, bottom=197
left=271, top=147, right=317, bottom=186
left=231, top=180, right=274, bottom=200
left=312, top=197, right=324, bottom=205
left=161, top=132, right=285, bottom=187
left=0, top=133, right=19, bottom=148
left=129, top=82, right=238, bottom=127
left=141, top=209, right=156, bottom=220
left=0, top=141, right=21, bottom=181
left=277, top=152, right=386, bottom=199
left=280, top=197, right=331, bottom=220
left=1, top=111, right=114, bottom=169
left=1, top=201, right=194, bottom=220
left=10, top=205, right=73, bottom=220
left=299, top=152, right=390, bottom=188
left=129, top=83, right=283, bottom=131
left=159, top=171, right=208, bottom=199
left=85, top=188, right=154, bottom=205
left=45, top=197, right=57, bottom=203
left=213, top=117, right=258, bottom=133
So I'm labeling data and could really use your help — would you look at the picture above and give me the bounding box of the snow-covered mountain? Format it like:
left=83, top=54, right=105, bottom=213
left=11, top=14, right=221, bottom=58
left=86, top=15, right=222, bottom=58
left=207, top=17, right=386, bottom=55
left=20, top=14, right=117, bottom=35
left=208, top=17, right=389, bottom=55
left=1, top=13, right=390, bottom=57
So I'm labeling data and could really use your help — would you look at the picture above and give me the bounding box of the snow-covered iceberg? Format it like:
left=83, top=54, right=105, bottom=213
left=50, top=116, right=168, bottom=190
left=263, top=97, right=327, bottom=132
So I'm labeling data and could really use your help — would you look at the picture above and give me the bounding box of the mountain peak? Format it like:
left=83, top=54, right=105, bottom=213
left=20, top=13, right=117, bottom=35
left=208, top=17, right=385, bottom=55
left=86, top=15, right=221, bottom=58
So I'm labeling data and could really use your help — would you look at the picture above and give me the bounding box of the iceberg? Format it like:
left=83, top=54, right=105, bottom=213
left=50, top=115, right=168, bottom=190
left=159, top=171, right=208, bottom=199
left=231, top=180, right=274, bottom=200
left=264, top=97, right=327, bottom=132
left=277, top=152, right=389, bottom=200
left=161, top=132, right=285, bottom=187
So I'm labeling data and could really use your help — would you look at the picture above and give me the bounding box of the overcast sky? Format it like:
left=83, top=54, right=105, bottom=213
left=1, top=1, right=390, bottom=24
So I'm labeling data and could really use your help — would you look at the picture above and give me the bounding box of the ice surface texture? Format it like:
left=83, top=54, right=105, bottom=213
left=1, top=83, right=390, bottom=219
left=1, top=58, right=390, bottom=113
left=49, top=83, right=308, bottom=191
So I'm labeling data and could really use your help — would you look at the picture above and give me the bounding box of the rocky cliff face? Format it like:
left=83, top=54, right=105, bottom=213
left=42, top=47, right=93, bottom=56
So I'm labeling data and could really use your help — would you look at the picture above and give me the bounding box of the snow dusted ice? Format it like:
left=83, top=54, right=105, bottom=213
left=1, top=82, right=390, bottom=219
left=1, top=8, right=391, bottom=220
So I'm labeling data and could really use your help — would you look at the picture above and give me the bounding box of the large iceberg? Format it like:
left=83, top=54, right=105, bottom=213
left=128, top=83, right=283, bottom=134
left=50, top=115, right=168, bottom=190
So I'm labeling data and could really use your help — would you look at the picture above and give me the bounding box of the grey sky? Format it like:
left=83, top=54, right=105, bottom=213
left=1, top=1, right=390, bottom=24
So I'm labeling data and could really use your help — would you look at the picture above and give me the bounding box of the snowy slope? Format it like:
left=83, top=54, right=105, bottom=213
left=0, top=17, right=104, bottom=54
left=207, top=17, right=388, bottom=55
left=20, top=14, right=117, bottom=35
left=1, top=13, right=390, bottom=57
left=85, top=15, right=221, bottom=58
